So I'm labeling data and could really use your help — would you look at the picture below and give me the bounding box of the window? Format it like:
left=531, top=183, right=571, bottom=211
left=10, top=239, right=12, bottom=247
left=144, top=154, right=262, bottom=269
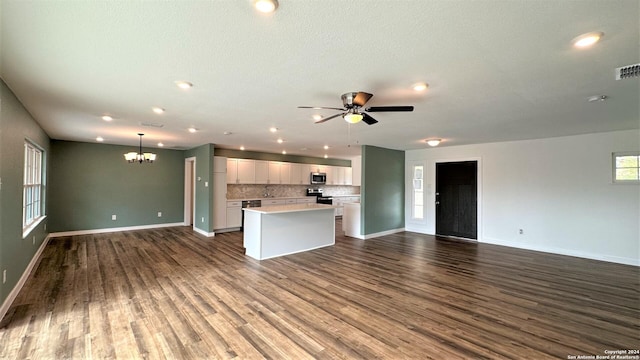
left=412, top=165, right=424, bottom=219
left=613, top=152, right=640, bottom=183
left=23, top=141, right=44, bottom=231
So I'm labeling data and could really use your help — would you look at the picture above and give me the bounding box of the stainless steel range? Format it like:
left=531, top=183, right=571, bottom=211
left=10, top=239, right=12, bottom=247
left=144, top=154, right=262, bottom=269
left=306, top=188, right=333, bottom=205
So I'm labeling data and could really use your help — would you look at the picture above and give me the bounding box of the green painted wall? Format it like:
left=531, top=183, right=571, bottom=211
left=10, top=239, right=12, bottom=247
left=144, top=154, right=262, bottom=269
left=49, top=141, right=184, bottom=232
left=361, top=145, right=405, bottom=235
left=0, top=79, right=50, bottom=306
left=215, top=148, right=350, bottom=167
left=185, top=144, right=215, bottom=233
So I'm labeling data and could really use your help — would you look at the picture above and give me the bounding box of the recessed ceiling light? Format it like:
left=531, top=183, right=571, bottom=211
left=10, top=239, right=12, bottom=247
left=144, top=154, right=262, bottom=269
left=277, top=138, right=284, bottom=144
left=426, top=139, right=441, bottom=147
left=101, top=115, right=113, bottom=121
left=282, top=150, right=287, bottom=155
left=413, top=82, right=429, bottom=91
left=152, top=107, right=165, bottom=114
left=254, top=0, right=278, bottom=13
left=188, top=127, right=197, bottom=133
left=223, top=131, right=233, bottom=135
left=175, top=81, right=193, bottom=89
left=324, top=154, right=328, bottom=159
left=157, top=142, right=164, bottom=147
left=572, top=32, right=604, bottom=48
left=323, top=145, right=329, bottom=150
left=96, top=136, right=104, bottom=142
left=240, top=146, right=245, bottom=151
left=269, top=127, right=278, bottom=133
left=312, top=115, right=323, bottom=121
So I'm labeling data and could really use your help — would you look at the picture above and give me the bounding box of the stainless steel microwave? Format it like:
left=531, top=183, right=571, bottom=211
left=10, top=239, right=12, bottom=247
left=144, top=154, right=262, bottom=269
left=310, top=172, right=326, bottom=184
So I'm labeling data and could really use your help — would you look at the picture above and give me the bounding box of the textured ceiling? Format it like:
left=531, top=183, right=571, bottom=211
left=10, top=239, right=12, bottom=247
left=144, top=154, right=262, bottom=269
left=1, top=0, right=638, bottom=159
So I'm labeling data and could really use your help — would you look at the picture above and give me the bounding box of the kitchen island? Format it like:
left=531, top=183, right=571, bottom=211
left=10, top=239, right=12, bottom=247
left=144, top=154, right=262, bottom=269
left=243, top=203, right=336, bottom=260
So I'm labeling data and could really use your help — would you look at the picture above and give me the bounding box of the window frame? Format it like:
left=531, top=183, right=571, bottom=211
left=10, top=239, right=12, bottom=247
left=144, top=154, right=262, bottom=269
left=612, top=151, right=640, bottom=184
left=411, top=164, right=425, bottom=220
left=23, top=140, right=45, bottom=236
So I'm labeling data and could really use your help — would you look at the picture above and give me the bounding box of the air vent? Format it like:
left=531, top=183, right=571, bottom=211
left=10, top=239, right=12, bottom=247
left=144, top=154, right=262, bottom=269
left=139, top=122, right=164, bottom=128
left=615, top=63, right=640, bottom=80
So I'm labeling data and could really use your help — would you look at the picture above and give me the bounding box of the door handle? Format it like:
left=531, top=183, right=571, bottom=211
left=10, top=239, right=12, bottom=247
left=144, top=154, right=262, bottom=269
left=435, top=201, right=440, bottom=205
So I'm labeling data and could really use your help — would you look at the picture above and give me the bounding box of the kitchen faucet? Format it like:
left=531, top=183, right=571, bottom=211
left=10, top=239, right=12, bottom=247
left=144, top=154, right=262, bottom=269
left=263, top=185, right=270, bottom=198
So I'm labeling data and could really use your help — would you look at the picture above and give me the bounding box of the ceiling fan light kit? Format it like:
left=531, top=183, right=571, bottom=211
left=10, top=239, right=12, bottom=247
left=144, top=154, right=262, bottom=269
left=299, top=91, right=414, bottom=126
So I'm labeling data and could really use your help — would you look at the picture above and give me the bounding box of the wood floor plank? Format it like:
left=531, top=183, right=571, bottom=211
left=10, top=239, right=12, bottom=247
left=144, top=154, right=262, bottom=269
left=1, top=220, right=638, bottom=359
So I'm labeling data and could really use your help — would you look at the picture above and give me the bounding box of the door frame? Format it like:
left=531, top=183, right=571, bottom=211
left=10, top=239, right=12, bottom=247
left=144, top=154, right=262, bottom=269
left=184, top=157, right=196, bottom=228
left=430, top=157, right=482, bottom=241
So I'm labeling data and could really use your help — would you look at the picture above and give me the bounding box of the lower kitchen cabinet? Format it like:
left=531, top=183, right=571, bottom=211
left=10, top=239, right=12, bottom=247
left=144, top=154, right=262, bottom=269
left=226, top=201, right=242, bottom=228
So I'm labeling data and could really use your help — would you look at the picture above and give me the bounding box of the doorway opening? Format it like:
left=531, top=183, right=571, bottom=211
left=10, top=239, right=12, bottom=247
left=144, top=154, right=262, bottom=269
left=184, top=157, right=196, bottom=227
left=435, top=161, right=478, bottom=240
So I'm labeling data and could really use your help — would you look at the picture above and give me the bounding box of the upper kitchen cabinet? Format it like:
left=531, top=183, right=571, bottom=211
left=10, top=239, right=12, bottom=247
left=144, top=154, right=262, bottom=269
left=290, top=163, right=303, bottom=184
left=227, top=158, right=256, bottom=184
left=255, top=161, right=269, bottom=184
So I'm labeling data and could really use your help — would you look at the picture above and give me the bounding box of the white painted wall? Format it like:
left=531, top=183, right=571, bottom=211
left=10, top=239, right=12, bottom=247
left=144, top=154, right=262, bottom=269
left=405, top=130, right=640, bottom=266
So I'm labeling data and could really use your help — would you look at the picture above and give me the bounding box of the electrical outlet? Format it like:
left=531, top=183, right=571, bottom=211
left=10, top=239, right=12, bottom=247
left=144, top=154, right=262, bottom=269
left=201, top=217, right=205, bottom=223
left=3, top=270, right=6, bottom=284
left=112, top=214, right=117, bottom=221
left=519, top=229, right=524, bottom=235
left=157, top=212, right=162, bottom=217
left=44, top=223, right=47, bottom=231
left=33, top=236, right=36, bottom=245
left=205, top=181, right=208, bottom=187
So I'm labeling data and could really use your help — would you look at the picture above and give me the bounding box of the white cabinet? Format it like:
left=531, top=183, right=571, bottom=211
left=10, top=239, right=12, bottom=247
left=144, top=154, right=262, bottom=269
left=297, top=197, right=315, bottom=204
left=268, top=162, right=281, bottom=184
left=255, top=161, right=269, bottom=184
left=285, top=199, right=298, bottom=204
left=227, top=159, right=256, bottom=184
left=214, top=157, right=228, bottom=230
left=290, top=163, right=303, bottom=184
left=213, top=172, right=227, bottom=230
left=301, top=164, right=312, bottom=184
left=262, top=199, right=286, bottom=206
left=226, top=201, right=242, bottom=228
left=225, top=157, right=353, bottom=186
left=333, top=166, right=346, bottom=185
left=350, top=156, right=361, bottom=186
left=279, top=162, right=291, bottom=184
left=213, top=156, right=227, bottom=173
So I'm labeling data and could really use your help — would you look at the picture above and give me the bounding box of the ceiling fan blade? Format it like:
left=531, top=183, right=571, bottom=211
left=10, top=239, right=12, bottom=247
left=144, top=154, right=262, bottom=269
left=298, top=106, right=346, bottom=111
left=362, top=113, right=378, bottom=125
left=365, top=106, right=414, bottom=112
left=315, top=113, right=343, bottom=124
left=353, top=92, right=373, bottom=107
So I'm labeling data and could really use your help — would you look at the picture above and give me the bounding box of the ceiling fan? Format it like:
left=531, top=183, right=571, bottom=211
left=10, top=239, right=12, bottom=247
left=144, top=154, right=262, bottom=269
left=298, top=92, right=414, bottom=125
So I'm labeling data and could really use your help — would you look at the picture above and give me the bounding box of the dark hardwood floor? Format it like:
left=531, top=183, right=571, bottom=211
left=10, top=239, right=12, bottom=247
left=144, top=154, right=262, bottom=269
left=1, top=220, right=638, bottom=359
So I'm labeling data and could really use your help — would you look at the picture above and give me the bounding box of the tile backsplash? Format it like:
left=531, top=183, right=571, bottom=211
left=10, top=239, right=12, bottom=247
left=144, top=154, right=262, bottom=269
left=227, top=184, right=360, bottom=200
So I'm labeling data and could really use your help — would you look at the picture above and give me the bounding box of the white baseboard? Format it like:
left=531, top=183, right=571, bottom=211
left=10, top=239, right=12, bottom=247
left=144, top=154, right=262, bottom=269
left=49, top=222, right=186, bottom=237
left=193, top=226, right=215, bottom=237
left=354, top=228, right=405, bottom=240
left=481, top=237, right=639, bottom=267
left=0, top=235, right=51, bottom=322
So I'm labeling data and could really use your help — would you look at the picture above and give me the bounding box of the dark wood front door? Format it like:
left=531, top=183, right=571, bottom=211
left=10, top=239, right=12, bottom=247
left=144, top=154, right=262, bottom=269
left=436, top=161, right=477, bottom=239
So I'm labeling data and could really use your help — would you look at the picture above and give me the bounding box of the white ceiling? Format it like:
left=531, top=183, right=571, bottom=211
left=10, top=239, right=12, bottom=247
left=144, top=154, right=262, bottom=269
left=1, top=1, right=638, bottom=159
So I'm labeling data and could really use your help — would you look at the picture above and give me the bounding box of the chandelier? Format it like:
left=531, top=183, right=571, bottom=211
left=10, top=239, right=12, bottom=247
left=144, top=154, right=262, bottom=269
left=124, top=133, right=156, bottom=163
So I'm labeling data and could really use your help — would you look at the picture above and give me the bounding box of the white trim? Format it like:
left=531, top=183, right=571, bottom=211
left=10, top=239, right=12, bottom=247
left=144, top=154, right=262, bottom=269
left=482, top=237, right=639, bottom=267
left=22, top=215, right=46, bottom=239
left=184, top=157, right=196, bottom=226
left=49, top=222, right=185, bottom=237
left=346, top=227, right=405, bottom=240
left=193, top=226, right=215, bottom=237
left=1, top=235, right=50, bottom=321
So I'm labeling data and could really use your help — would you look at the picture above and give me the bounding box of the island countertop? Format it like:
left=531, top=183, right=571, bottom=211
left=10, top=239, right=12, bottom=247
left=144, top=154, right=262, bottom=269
left=243, top=203, right=336, bottom=214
